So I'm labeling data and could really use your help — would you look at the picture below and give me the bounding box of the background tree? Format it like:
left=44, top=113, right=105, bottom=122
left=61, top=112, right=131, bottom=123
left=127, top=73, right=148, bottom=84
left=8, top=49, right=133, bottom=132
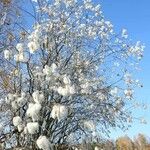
left=116, top=136, right=134, bottom=150
left=0, top=0, right=25, bottom=148
left=134, top=134, right=149, bottom=150
left=0, top=0, right=145, bottom=149
left=0, top=0, right=21, bottom=52
left=104, top=140, right=115, bottom=150
left=0, top=0, right=23, bottom=94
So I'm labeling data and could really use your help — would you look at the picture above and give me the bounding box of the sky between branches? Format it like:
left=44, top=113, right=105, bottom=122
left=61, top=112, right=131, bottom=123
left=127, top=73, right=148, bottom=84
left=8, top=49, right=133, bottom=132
left=97, top=0, right=150, bottom=139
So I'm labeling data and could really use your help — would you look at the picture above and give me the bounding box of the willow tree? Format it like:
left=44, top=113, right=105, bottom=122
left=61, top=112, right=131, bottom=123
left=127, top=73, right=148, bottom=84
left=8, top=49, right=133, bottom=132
left=0, top=0, right=145, bottom=149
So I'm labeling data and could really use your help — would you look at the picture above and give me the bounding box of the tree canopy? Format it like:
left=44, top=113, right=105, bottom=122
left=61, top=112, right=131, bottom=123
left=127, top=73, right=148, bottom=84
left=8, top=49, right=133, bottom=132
left=0, top=0, right=145, bottom=149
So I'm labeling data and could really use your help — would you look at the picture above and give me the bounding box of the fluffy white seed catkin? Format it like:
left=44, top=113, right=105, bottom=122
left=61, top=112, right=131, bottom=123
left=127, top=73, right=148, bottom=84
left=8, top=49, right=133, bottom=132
left=16, top=43, right=24, bottom=52
left=26, top=103, right=41, bottom=121
left=110, top=87, right=118, bottom=96
left=4, top=50, right=10, bottom=60
left=84, top=120, right=95, bottom=131
left=27, top=122, right=39, bottom=134
left=51, top=63, right=58, bottom=74
left=13, top=116, right=22, bottom=127
left=58, top=105, right=68, bottom=120
left=124, top=89, right=133, bottom=99
left=121, top=29, right=128, bottom=39
left=57, top=86, right=69, bottom=96
left=11, top=101, right=19, bottom=110
left=57, top=85, right=75, bottom=96
left=14, top=54, right=19, bottom=62
left=50, top=105, right=59, bottom=119
left=43, top=65, right=51, bottom=75
left=17, top=97, right=25, bottom=107
left=63, top=75, right=71, bottom=85
left=49, top=63, right=59, bottom=76
left=66, top=85, right=76, bottom=95
left=51, top=104, right=68, bottom=121
left=94, top=146, right=99, bottom=150
left=8, top=93, right=14, bottom=101
left=36, top=136, right=52, bottom=150
left=17, top=124, right=24, bottom=132
left=28, top=41, right=39, bottom=53
left=23, top=127, right=28, bottom=134
left=32, top=90, right=44, bottom=103
left=14, top=53, right=27, bottom=62
left=18, top=53, right=24, bottom=62
left=32, top=90, right=40, bottom=103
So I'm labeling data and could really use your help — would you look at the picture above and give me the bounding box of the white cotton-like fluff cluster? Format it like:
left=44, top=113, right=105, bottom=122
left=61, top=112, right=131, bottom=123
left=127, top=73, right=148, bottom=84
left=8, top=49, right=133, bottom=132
left=36, top=136, right=52, bottom=150
left=8, top=93, right=14, bottom=100
left=32, top=90, right=44, bottom=103
left=51, top=63, right=58, bottom=74
left=17, top=97, right=24, bottom=107
left=17, top=92, right=26, bottom=107
left=28, top=41, right=39, bottom=53
left=63, top=75, right=71, bottom=85
left=64, top=0, right=76, bottom=7
left=14, top=43, right=27, bottom=62
left=121, top=29, right=128, bottom=39
left=94, top=146, right=99, bottom=150
left=23, top=127, right=28, bottom=134
left=17, top=124, right=24, bottom=132
left=51, top=104, right=68, bottom=121
left=57, top=85, right=75, bottom=96
left=67, top=133, right=74, bottom=143
left=80, top=81, right=90, bottom=94
left=43, top=65, right=51, bottom=75
left=54, top=0, right=61, bottom=5
left=124, top=73, right=133, bottom=84
left=5, top=93, right=15, bottom=104
left=43, top=63, right=58, bottom=77
left=84, top=0, right=93, bottom=10
left=27, top=103, right=41, bottom=121
left=110, top=87, right=118, bottom=96
left=84, top=120, right=95, bottom=131
left=124, top=89, right=134, bottom=99
left=14, top=53, right=27, bottom=62
left=13, top=116, right=22, bottom=127
left=98, top=92, right=106, bottom=101
left=27, top=26, right=40, bottom=53
left=27, top=122, right=39, bottom=134
left=16, top=43, right=24, bottom=52
left=94, top=4, right=101, bottom=12
left=6, top=92, right=26, bottom=108
left=4, top=50, right=11, bottom=60
left=128, top=41, right=144, bottom=60
left=11, top=101, right=19, bottom=110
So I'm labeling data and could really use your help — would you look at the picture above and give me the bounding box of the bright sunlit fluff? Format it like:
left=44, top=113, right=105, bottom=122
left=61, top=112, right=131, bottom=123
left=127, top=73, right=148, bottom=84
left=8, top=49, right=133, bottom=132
left=27, top=122, right=39, bottom=134
left=36, top=136, right=52, bottom=150
left=13, top=116, right=22, bottom=127
left=51, top=104, right=68, bottom=121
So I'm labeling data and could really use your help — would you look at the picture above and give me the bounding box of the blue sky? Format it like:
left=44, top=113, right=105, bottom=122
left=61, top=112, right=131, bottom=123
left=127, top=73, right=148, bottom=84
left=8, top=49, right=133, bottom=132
left=95, top=0, right=150, bottom=139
